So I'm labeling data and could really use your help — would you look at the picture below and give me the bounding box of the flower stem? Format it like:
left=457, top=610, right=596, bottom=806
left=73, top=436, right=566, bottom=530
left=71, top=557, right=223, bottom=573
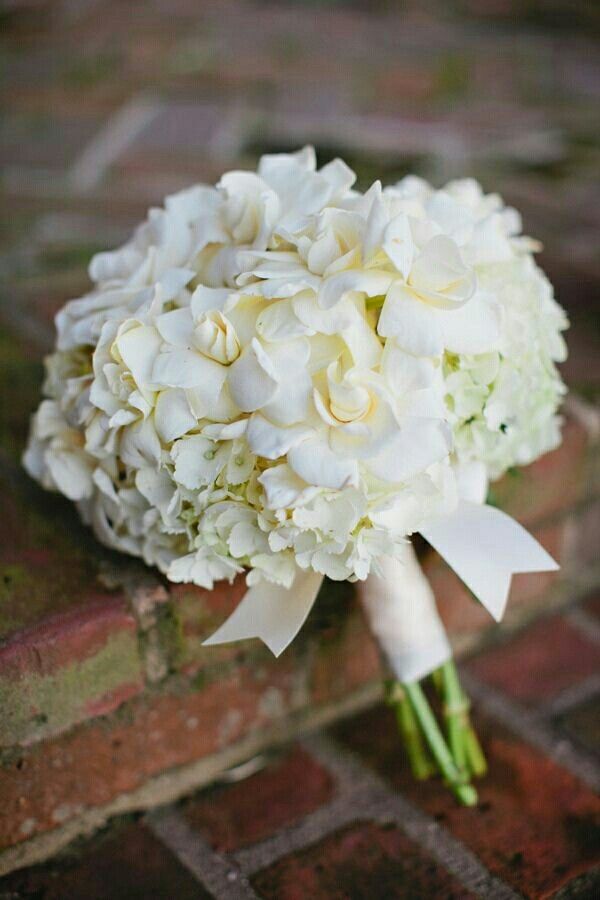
left=439, top=660, right=468, bottom=772
left=403, top=680, right=478, bottom=806
left=437, top=660, right=487, bottom=779
left=386, top=681, right=435, bottom=780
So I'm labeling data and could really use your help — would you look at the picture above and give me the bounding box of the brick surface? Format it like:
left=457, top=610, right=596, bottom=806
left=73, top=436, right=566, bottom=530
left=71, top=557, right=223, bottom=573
left=333, top=706, right=600, bottom=898
left=0, top=664, right=298, bottom=851
left=488, top=413, right=594, bottom=527
left=558, top=698, right=600, bottom=760
left=0, top=594, right=143, bottom=747
left=251, top=820, right=474, bottom=900
left=0, top=469, right=147, bottom=746
left=0, top=648, right=378, bottom=853
left=0, top=820, right=208, bottom=899
left=465, top=615, right=600, bottom=705
left=184, top=745, right=334, bottom=851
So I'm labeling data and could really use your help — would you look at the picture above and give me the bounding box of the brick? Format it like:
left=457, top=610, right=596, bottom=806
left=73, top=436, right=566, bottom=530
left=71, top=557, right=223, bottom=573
left=0, top=595, right=143, bottom=747
left=0, top=820, right=208, bottom=899
left=0, top=328, right=44, bottom=462
left=0, top=468, right=147, bottom=746
left=465, top=615, right=600, bottom=705
left=251, top=820, right=474, bottom=900
left=167, top=576, right=383, bottom=701
left=558, top=698, right=600, bottom=759
left=583, top=592, right=600, bottom=623
left=488, top=412, right=593, bottom=527
left=333, top=706, right=600, bottom=898
left=0, top=665, right=285, bottom=851
left=184, top=745, right=334, bottom=851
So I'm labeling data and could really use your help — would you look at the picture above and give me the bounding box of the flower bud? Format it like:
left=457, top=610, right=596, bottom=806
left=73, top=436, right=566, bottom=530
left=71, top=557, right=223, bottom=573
left=194, top=311, right=240, bottom=365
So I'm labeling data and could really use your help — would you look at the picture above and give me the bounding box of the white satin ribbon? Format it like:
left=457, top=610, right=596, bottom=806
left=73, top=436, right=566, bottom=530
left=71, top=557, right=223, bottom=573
left=358, top=546, right=451, bottom=683
left=203, top=501, right=559, bottom=669
left=203, top=566, right=324, bottom=657
left=419, top=500, right=559, bottom=622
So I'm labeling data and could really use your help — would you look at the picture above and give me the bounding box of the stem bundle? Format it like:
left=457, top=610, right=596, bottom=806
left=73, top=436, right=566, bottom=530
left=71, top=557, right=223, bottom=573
left=386, top=659, right=487, bottom=806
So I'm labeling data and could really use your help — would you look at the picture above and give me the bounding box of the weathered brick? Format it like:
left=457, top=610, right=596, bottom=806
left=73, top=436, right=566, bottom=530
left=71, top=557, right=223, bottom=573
left=466, top=615, right=600, bottom=705
left=0, top=820, right=208, bottom=899
left=0, top=328, right=44, bottom=462
left=333, top=706, right=600, bottom=898
left=0, top=595, right=143, bottom=747
left=583, top=592, right=600, bottom=622
left=487, top=411, right=593, bottom=527
left=0, top=642, right=360, bottom=854
left=184, top=745, right=334, bottom=851
left=558, top=698, right=600, bottom=760
left=0, top=467, right=147, bottom=746
left=251, top=820, right=474, bottom=899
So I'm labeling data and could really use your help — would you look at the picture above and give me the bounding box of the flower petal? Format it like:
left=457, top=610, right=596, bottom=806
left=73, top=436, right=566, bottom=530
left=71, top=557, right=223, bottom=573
left=155, top=308, right=194, bottom=347
left=318, top=270, right=393, bottom=310
left=378, top=283, right=444, bottom=357
left=366, top=418, right=451, bottom=483
left=171, top=435, right=228, bottom=488
left=246, top=414, right=311, bottom=459
left=154, top=388, right=197, bottom=442
left=228, top=338, right=279, bottom=412
left=288, top=436, right=359, bottom=489
left=438, top=291, right=501, bottom=355
left=152, top=350, right=227, bottom=401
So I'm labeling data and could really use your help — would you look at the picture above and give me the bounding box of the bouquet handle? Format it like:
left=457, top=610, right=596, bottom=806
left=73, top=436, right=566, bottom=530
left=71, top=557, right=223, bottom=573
left=358, top=545, right=486, bottom=805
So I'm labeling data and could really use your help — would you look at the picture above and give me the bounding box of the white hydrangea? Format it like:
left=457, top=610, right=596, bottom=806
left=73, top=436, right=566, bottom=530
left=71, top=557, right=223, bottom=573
left=24, top=148, right=567, bottom=589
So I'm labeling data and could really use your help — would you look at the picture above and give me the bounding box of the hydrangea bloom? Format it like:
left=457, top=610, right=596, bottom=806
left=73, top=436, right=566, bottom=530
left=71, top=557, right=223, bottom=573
left=24, top=148, right=568, bottom=589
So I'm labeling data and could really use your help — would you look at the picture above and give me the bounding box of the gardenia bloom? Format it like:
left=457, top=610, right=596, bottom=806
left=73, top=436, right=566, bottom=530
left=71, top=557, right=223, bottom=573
left=23, top=149, right=568, bottom=589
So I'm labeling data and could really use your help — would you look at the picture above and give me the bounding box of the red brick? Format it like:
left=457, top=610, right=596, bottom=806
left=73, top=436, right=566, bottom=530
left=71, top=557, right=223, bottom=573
left=583, top=592, right=600, bottom=623
left=0, top=663, right=296, bottom=851
left=184, top=745, right=334, bottom=851
left=251, top=820, right=474, bottom=900
left=489, top=413, right=592, bottom=527
left=309, top=590, right=383, bottom=707
left=558, top=698, right=600, bottom=759
left=333, top=706, right=600, bottom=898
left=0, top=821, right=208, bottom=899
left=0, top=471, right=127, bottom=641
left=466, top=615, right=600, bottom=704
left=0, top=596, right=137, bottom=679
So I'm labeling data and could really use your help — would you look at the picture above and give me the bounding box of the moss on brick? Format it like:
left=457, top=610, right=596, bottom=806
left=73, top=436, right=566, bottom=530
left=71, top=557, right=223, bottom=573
left=0, top=630, right=143, bottom=747
left=0, top=327, right=44, bottom=461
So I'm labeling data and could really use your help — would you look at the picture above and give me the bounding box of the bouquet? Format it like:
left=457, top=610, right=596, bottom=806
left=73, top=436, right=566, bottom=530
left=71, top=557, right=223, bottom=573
left=24, top=148, right=568, bottom=804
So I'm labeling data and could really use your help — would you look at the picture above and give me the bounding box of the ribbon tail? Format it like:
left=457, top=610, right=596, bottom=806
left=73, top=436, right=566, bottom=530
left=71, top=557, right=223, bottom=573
left=203, top=569, right=324, bottom=657
left=420, top=500, right=559, bottom=621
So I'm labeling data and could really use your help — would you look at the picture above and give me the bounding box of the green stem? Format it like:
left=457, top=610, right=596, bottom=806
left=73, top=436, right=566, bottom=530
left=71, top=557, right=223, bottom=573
left=437, top=660, right=487, bottom=779
left=404, top=681, right=478, bottom=807
left=439, top=660, right=468, bottom=773
left=464, top=725, right=488, bottom=778
left=386, top=682, right=435, bottom=780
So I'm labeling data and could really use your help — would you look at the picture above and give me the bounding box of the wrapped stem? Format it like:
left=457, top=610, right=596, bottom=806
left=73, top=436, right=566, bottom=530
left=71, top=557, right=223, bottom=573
left=359, top=544, right=486, bottom=806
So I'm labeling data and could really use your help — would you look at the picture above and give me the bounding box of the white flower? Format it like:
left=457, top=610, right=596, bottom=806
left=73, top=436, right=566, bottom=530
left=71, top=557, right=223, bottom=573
left=23, top=148, right=567, bottom=589
left=23, top=400, right=95, bottom=501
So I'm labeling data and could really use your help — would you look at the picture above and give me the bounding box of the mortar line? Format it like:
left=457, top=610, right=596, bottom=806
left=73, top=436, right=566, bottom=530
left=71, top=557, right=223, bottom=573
left=461, top=672, right=600, bottom=791
left=147, top=807, right=259, bottom=900
left=539, top=673, right=600, bottom=718
left=565, top=606, right=600, bottom=646
left=233, top=733, right=518, bottom=900
left=68, top=95, right=162, bottom=193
